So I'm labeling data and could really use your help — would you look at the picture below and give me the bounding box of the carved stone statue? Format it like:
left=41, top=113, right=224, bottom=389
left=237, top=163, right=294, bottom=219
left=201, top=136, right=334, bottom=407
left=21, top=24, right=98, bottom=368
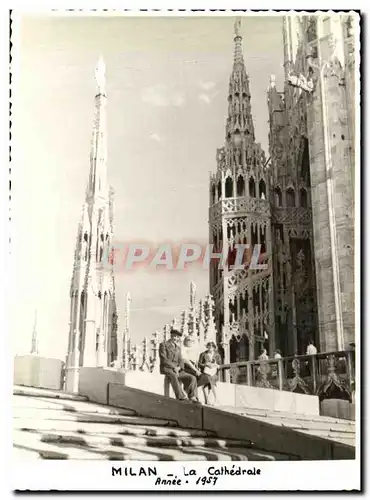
left=287, top=70, right=314, bottom=93
left=234, top=148, right=241, bottom=166
left=296, top=249, right=305, bottom=270
left=234, top=17, right=241, bottom=37
left=234, top=96, right=240, bottom=114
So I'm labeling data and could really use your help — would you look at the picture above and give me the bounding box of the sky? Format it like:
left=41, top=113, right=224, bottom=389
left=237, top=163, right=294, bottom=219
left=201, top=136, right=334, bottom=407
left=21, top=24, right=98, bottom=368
left=11, top=14, right=284, bottom=359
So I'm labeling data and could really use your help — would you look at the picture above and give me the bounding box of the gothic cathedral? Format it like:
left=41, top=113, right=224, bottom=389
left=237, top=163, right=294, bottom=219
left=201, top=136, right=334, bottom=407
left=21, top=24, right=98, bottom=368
left=210, top=14, right=356, bottom=362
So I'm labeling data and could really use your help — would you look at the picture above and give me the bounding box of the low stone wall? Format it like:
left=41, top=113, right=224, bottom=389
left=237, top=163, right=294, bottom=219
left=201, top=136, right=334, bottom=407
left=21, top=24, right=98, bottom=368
left=13, top=355, right=63, bottom=391
left=73, top=367, right=319, bottom=416
left=320, top=398, right=356, bottom=421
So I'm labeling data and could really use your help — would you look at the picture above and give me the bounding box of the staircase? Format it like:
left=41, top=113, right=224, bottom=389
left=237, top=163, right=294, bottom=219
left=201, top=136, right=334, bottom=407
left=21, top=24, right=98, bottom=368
left=220, top=407, right=355, bottom=447
left=13, top=386, right=293, bottom=461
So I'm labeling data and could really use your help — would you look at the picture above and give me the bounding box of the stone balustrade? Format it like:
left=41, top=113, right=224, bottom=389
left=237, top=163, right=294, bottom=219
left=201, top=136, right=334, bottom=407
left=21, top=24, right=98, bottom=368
left=219, top=349, right=355, bottom=402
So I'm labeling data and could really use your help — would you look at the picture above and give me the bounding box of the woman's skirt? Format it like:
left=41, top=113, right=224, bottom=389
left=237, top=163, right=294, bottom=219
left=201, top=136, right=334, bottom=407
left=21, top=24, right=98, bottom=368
left=197, top=372, right=218, bottom=389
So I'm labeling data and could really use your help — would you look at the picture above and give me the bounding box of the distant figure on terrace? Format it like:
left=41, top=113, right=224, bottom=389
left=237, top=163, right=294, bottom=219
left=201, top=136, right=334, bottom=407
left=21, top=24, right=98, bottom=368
left=159, top=329, right=198, bottom=403
left=259, top=348, right=269, bottom=361
left=274, top=350, right=282, bottom=359
left=306, top=340, right=317, bottom=355
left=198, top=342, right=221, bottom=406
left=182, top=336, right=202, bottom=378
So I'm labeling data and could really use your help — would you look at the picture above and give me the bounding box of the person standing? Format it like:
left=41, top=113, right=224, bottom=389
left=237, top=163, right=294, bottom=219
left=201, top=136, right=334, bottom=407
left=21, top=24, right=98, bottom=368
left=306, top=340, right=317, bottom=355
left=198, top=342, right=221, bottom=405
left=159, top=329, right=198, bottom=403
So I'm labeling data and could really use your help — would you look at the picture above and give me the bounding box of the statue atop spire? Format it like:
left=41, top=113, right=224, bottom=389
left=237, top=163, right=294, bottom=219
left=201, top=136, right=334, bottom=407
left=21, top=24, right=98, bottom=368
left=95, top=56, right=106, bottom=95
left=234, top=17, right=242, bottom=38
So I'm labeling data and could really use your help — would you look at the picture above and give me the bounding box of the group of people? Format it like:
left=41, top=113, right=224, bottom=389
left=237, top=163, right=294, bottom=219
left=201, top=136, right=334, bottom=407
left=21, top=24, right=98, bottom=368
left=258, top=340, right=318, bottom=361
left=159, top=329, right=221, bottom=405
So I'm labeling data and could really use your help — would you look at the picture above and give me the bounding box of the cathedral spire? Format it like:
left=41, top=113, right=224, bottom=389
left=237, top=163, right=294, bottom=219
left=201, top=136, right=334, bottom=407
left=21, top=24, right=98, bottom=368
left=226, top=17, right=255, bottom=145
left=87, top=57, right=108, bottom=203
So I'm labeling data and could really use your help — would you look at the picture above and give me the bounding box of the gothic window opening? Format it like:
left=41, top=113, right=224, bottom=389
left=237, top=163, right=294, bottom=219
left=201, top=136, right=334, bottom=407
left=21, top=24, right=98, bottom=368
left=225, top=177, right=233, bottom=198
left=251, top=225, right=258, bottom=247
left=259, top=179, right=266, bottom=199
left=229, top=299, right=237, bottom=322
left=249, top=177, right=256, bottom=197
left=300, top=137, right=310, bottom=186
left=99, top=234, right=104, bottom=262
left=83, top=232, right=89, bottom=261
left=253, top=287, right=260, bottom=313
left=212, top=185, right=216, bottom=204
left=300, top=188, right=308, bottom=208
left=240, top=293, right=248, bottom=316
left=237, top=175, right=245, bottom=197
left=286, top=188, right=296, bottom=207
left=260, top=226, right=266, bottom=254
left=217, top=181, right=222, bottom=200
left=275, top=187, right=282, bottom=206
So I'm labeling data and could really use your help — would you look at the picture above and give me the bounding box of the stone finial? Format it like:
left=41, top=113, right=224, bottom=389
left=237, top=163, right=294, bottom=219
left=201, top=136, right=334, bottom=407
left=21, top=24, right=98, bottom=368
left=198, top=299, right=206, bottom=347
left=180, top=310, right=189, bottom=337
left=163, top=324, right=171, bottom=341
left=140, top=336, right=150, bottom=371
left=151, top=330, right=161, bottom=371
left=190, top=281, right=196, bottom=309
left=204, top=294, right=217, bottom=344
left=95, top=56, right=106, bottom=95
left=234, top=17, right=242, bottom=37
left=31, top=309, right=39, bottom=355
left=269, top=74, right=276, bottom=89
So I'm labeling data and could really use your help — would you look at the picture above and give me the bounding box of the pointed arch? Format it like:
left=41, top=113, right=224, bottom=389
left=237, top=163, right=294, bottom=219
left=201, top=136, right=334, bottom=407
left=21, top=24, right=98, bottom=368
left=217, top=180, right=222, bottom=200
left=249, top=177, right=256, bottom=197
left=286, top=188, right=296, bottom=207
left=211, top=184, right=216, bottom=204
left=237, top=175, right=245, bottom=197
left=275, top=187, right=282, bottom=206
left=225, top=176, right=233, bottom=198
left=300, top=188, right=308, bottom=207
left=259, top=179, right=266, bottom=199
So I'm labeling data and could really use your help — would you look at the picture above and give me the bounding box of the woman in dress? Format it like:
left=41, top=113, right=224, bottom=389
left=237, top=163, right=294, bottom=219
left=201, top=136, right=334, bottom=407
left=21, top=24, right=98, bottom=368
left=198, top=342, right=221, bottom=405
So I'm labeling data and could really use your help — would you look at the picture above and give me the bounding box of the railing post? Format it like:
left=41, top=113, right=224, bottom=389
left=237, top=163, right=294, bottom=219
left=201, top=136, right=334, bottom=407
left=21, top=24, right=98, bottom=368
left=346, top=350, right=355, bottom=401
left=247, top=362, right=253, bottom=386
left=311, top=355, right=317, bottom=394
left=277, top=359, right=283, bottom=391
left=224, top=366, right=231, bottom=383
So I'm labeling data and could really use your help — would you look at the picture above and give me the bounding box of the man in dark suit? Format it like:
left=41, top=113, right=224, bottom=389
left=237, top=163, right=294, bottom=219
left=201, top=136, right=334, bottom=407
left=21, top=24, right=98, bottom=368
left=159, top=329, right=198, bottom=402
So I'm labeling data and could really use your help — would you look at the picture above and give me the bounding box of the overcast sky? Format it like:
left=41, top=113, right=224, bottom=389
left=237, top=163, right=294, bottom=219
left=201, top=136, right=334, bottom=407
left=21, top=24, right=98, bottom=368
left=12, top=14, right=284, bottom=359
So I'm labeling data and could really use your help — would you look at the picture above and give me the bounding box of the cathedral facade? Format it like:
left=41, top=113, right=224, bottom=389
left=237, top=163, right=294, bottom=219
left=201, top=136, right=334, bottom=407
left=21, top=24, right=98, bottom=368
left=66, top=58, right=118, bottom=376
left=209, top=14, right=356, bottom=362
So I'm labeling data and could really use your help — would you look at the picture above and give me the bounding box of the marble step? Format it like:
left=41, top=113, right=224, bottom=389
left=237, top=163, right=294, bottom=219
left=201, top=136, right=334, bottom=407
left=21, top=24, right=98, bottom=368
left=14, top=418, right=215, bottom=438
left=296, top=429, right=356, bottom=446
left=13, top=432, right=289, bottom=461
left=13, top=395, right=137, bottom=416
left=13, top=410, right=177, bottom=427
left=225, top=407, right=355, bottom=426
left=14, top=429, right=252, bottom=450
left=13, top=386, right=88, bottom=402
left=251, top=416, right=355, bottom=434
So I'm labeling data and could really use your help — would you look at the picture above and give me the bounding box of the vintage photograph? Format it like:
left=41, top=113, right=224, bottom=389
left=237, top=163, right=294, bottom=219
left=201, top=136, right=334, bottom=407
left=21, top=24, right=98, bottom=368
left=11, top=9, right=358, bottom=478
